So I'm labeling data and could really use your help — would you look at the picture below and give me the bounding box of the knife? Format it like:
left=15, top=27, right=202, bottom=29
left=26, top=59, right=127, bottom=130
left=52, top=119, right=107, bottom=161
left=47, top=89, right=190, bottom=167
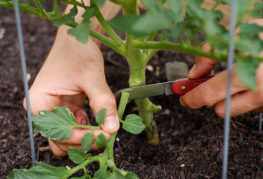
left=117, top=76, right=213, bottom=100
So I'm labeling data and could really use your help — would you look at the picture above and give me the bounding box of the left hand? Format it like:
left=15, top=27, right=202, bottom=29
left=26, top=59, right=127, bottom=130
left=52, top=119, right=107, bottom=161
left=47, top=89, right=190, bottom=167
left=179, top=53, right=263, bottom=118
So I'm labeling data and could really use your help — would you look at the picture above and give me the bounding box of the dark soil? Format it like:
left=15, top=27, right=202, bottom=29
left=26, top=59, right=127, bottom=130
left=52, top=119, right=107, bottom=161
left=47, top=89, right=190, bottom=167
left=1, top=6, right=263, bottom=179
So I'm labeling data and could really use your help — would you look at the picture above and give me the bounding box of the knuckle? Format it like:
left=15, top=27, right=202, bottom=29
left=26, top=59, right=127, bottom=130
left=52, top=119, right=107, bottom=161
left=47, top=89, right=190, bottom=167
left=214, top=105, right=225, bottom=118
left=90, top=93, right=117, bottom=114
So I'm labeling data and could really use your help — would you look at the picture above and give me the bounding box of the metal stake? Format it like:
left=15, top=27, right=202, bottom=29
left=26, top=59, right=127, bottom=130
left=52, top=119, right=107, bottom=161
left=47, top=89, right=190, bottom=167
left=259, top=113, right=263, bottom=131
left=222, top=0, right=237, bottom=178
left=13, top=0, right=36, bottom=166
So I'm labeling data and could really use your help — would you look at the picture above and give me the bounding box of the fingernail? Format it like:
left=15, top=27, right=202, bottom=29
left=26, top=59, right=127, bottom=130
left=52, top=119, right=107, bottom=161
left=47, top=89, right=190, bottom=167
left=188, top=64, right=196, bottom=78
left=104, top=115, right=118, bottom=131
left=179, top=97, right=186, bottom=107
left=188, top=73, right=195, bottom=79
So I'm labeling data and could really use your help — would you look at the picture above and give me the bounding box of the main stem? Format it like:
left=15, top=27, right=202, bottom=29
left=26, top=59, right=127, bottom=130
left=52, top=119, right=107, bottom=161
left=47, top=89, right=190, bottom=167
left=126, top=42, right=161, bottom=146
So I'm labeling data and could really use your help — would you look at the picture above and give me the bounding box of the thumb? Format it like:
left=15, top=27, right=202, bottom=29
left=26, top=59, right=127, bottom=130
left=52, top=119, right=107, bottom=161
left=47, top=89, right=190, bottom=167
left=188, top=44, right=216, bottom=79
left=81, top=78, right=119, bottom=134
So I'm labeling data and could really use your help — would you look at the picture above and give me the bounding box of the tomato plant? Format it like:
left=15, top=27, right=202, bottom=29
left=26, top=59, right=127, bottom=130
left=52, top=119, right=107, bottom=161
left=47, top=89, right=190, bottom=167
left=1, top=0, right=263, bottom=178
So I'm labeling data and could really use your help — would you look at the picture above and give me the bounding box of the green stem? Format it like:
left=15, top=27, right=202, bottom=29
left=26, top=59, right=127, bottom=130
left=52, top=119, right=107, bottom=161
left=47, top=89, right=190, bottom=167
left=118, top=92, right=130, bottom=120
left=33, top=0, right=48, bottom=18
left=91, top=0, right=123, bottom=45
left=65, top=156, right=99, bottom=178
left=53, top=0, right=59, bottom=15
left=90, top=30, right=124, bottom=55
left=132, top=40, right=227, bottom=61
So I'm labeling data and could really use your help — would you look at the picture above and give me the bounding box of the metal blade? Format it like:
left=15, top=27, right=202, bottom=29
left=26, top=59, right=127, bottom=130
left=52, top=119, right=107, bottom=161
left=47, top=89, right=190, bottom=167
left=117, top=81, right=175, bottom=100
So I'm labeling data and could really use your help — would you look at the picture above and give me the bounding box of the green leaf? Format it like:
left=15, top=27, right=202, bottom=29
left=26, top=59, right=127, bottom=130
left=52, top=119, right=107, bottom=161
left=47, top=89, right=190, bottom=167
left=69, top=6, right=78, bottom=17
left=71, top=176, right=91, bottom=179
left=239, top=23, right=263, bottom=39
left=96, top=0, right=105, bottom=7
left=82, top=7, right=95, bottom=23
left=53, top=6, right=78, bottom=27
left=108, top=15, right=141, bottom=34
left=68, top=23, right=91, bottom=43
left=186, top=0, right=205, bottom=19
left=237, top=0, right=253, bottom=22
left=32, top=107, right=76, bottom=140
left=81, top=132, right=94, bottom=152
left=8, top=162, right=69, bottom=179
left=95, top=108, right=107, bottom=125
left=250, top=2, right=263, bottom=18
left=68, top=148, right=92, bottom=164
left=122, top=114, right=145, bottom=135
left=94, top=133, right=108, bottom=147
left=53, top=16, right=75, bottom=27
left=236, top=56, right=259, bottom=90
left=94, top=168, right=108, bottom=179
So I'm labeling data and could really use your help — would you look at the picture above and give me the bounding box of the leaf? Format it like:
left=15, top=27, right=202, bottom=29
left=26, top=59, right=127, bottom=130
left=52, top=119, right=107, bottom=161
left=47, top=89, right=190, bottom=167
left=94, top=133, right=108, bottom=147
left=95, top=108, right=107, bottom=125
left=122, top=114, right=145, bottom=135
left=186, top=0, right=205, bottom=19
left=32, top=107, right=76, bottom=140
left=250, top=2, right=263, bottom=18
left=82, top=7, right=95, bottom=23
left=71, top=176, right=91, bottom=179
left=53, top=16, right=75, bottom=27
left=8, top=162, right=69, bottom=179
left=236, top=56, right=259, bottom=90
left=81, top=132, right=94, bottom=152
left=53, top=6, right=78, bottom=27
left=68, top=23, right=91, bottom=43
left=96, top=0, right=105, bottom=7
left=94, top=168, right=108, bottom=179
left=239, top=23, right=263, bottom=39
left=108, top=15, right=140, bottom=34
left=68, top=148, right=92, bottom=164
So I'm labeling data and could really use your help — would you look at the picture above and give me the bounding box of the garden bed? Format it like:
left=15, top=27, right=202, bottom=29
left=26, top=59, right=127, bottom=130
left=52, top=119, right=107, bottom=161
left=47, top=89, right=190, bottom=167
left=0, top=7, right=263, bottom=179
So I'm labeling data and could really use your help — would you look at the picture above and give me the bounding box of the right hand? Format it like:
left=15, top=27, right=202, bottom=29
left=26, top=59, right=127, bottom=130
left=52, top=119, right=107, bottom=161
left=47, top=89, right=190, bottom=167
left=24, top=26, right=119, bottom=157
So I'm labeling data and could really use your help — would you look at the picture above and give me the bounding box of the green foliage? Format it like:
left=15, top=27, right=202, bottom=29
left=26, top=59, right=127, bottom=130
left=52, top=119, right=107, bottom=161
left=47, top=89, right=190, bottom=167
left=95, top=108, right=106, bottom=125
left=68, top=148, right=92, bottom=164
left=81, top=132, right=95, bottom=152
left=53, top=6, right=78, bottom=27
left=2, top=0, right=263, bottom=178
left=68, top=23, right=91, bottom=43
left=8, top=162, right=69, bottom=179
left=32, top=107, right=76, bottom=140
left=122, top=114, right=145, bottom=134
left=95, top=133, right=108, bottom=147
left=236, top=56, right=259, bottom=90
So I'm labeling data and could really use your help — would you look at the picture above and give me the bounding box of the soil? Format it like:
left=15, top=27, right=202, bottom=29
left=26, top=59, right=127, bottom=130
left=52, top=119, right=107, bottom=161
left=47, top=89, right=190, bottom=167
left=1, top=5, right=263, bottom=179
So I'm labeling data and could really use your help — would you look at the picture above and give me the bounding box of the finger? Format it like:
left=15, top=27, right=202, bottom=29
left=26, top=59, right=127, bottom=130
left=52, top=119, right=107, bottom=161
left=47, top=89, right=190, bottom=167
left=75, top=109, right=90, bottom=125
left=80, top=63, right=119, bottom=134
left=214, top=90, right=263, bottom=117
left=60, top=128, right=110, bottom=145
left=188, top=44, right=216, bottom=79
left=48, top=139, right=67, bottom=157
left=180, top=67, right=247, bottom=109
left=53, top=142, right=99, bottom=152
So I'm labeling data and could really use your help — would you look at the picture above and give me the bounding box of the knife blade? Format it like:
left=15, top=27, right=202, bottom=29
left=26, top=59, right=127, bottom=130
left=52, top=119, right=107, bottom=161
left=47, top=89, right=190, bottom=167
left=117, top=76, right=213, bottom=100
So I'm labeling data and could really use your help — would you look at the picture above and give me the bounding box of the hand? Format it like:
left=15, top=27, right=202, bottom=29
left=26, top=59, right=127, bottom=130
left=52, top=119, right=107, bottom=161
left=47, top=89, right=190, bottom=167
left=179, top=43, right=263, bottom=118
left=23, top=26, right=119, bottom=157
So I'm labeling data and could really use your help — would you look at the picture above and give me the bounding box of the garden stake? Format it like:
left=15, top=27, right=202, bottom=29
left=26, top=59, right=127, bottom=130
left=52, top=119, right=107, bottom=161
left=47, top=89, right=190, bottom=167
left=259, top=113, right=263, bottom=131
left=13, top=0, right=36, bottom=166
left=222, top=0, right=237, bottom=178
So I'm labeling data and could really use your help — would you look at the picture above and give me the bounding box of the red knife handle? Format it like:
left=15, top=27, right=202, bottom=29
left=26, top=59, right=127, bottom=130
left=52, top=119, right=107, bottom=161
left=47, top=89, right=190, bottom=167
left=171, top=75, right=214, bottom=95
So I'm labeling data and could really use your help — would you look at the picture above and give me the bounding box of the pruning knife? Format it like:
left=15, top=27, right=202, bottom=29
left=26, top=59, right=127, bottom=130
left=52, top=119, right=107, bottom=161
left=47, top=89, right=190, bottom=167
left=117, top=76, right=213, bottom=100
